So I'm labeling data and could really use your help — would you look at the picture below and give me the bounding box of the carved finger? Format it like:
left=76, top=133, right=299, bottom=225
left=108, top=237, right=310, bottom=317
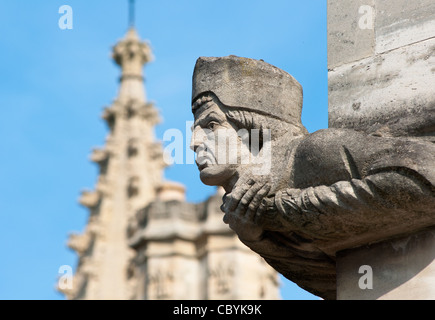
left=248, top=184, right=271, bottom=214
left=227, top=179, right=255, bottom=212
left=223, top=213, right=240, bottom=233
left=221, top=192, right=236, bottom=213
left=245, top=185, right=271, bottom=221
left=220, top=203, right=226, bottom=213
left=223, top=213, right=230, bottom=224
left=222, top=193, right=228, bottom=203
left=235, top=182, right=264, bottom=216
left=257, top=197, right=271, bottom=216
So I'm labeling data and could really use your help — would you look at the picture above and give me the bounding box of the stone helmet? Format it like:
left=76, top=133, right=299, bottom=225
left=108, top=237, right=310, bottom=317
left=192, top=55, right=304, bottom=127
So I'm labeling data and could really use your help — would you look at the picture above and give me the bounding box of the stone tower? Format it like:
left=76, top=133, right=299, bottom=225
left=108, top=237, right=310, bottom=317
left=60, top=26, right=280, bottom=300
left=61, top=27, right=165, bottom=299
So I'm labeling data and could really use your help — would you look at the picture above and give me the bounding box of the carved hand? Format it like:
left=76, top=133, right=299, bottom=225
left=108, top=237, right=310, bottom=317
left=220, top=175, right=272, bottom=241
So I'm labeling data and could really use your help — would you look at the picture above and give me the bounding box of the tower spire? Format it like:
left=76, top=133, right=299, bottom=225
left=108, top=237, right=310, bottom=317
left=60, top=0, right=165, bottom=300
left=112, top=21, right=153, bottom=103
left=129, top=0, right=135, bottom=28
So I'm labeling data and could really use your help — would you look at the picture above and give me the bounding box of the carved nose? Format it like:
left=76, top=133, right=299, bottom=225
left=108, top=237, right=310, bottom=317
left=190, top=129, right=199, bottom=152
left=190, top=141, right=198, bottom=153
left=190, top=126, right=203, bottom=152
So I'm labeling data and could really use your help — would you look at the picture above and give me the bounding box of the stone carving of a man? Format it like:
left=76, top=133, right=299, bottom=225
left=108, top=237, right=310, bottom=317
left=190, top=55, right=435, bottom=299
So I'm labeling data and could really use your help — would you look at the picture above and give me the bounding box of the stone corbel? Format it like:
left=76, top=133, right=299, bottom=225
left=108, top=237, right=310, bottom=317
left=79, top=190, right=101, bottom=209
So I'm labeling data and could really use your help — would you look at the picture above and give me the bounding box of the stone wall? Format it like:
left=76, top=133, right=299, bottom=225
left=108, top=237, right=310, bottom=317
left=328, top=0, right=435, bottom=139
left=329, top=0, right=435, bottom=300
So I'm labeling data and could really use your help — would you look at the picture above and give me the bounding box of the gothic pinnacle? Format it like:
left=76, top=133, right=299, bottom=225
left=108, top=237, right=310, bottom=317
left=112, top=27, right=153, bottom=103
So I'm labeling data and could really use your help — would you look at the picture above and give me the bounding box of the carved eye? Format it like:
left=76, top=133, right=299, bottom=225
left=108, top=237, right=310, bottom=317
left=206, top=121, right=219, bottom=131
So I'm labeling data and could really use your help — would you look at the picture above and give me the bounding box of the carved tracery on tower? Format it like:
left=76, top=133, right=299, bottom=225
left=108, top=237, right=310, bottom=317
left=209, top=261, right=234, bottom=295
left=147, top=268, right=174, bottom=300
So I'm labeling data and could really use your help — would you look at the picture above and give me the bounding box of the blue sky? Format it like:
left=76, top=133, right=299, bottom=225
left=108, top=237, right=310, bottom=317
left=0, top=1, right=326, bottom=299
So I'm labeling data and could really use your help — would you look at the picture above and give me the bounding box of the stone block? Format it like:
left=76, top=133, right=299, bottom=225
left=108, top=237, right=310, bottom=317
left=327, top=0, right=375, bottom=69
left=337, top=228, right=435, bottom=300
left=328, top=37, right=435, bottom=137
left=375, top=0, right=435, bottom=53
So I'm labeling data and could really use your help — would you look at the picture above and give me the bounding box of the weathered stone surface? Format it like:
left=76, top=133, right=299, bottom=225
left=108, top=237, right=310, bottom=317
left=193, top=56, right=304, bottom=128
left=375, top=0, right=435, bottom=53
left=329, top=37, right=435, bottom=139
left=190, top=55, right=435, bottom=300
left=326, top=0, right=435, bottom=300
left=328, top=0, right=435, bottom=67
left=328, top=0, right=435, bottom=139
left=327, top=0, right=375, bottom=69
left=337, top=228, right=435, bottom=300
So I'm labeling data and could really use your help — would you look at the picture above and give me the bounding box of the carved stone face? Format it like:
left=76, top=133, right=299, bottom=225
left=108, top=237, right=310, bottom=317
left=190, top=99, right=251, bottom=187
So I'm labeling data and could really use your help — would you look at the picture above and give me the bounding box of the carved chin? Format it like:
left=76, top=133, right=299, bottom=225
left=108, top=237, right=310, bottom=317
left=199, top=168, right=221, bottom=186
left=199, top=165, right=232, bottom=186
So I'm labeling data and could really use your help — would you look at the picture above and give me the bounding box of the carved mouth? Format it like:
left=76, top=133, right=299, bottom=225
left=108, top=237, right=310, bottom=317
left=196, top=152, right=214, bottom=171
left=196, top=161, right=208, bottom=171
